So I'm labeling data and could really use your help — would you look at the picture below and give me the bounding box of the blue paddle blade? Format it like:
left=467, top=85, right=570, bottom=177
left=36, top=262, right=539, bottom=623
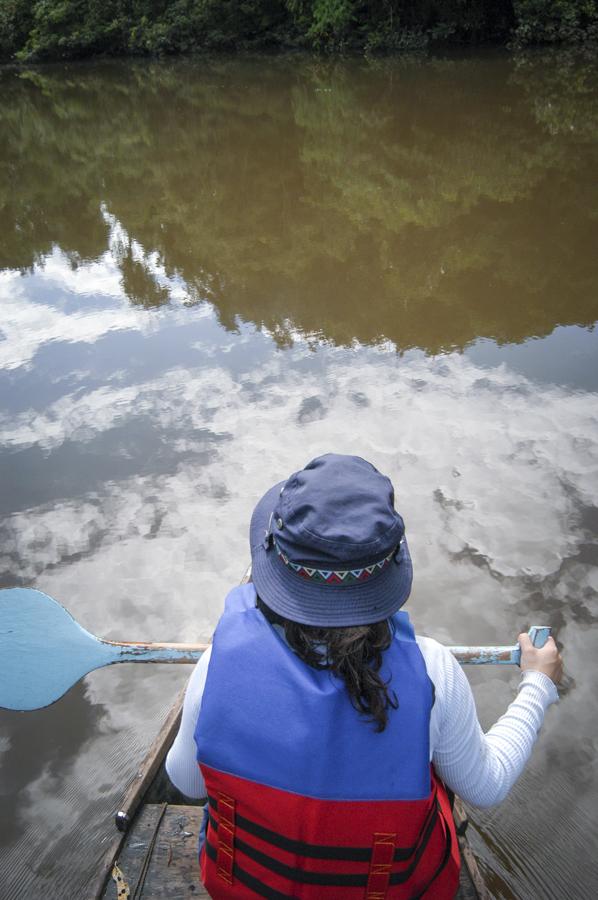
left=0, top=588, right=118, bottom=710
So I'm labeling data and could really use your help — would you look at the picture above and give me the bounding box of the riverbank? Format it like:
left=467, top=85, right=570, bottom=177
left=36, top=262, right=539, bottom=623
left=1, top=0, right=597, bottom=63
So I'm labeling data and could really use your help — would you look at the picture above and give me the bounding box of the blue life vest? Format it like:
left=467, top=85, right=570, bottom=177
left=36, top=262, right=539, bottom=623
left=194, top=584, right=459, bottom=899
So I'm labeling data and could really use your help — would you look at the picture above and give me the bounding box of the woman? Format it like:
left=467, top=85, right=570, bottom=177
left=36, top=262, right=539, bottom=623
left=166, top=453, right=562, bottom=899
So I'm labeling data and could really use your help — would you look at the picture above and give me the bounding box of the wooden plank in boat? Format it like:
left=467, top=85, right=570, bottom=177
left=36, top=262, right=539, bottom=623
left=101, top=804, right=208, bottom=899
left=454, top=798, right=491, bottom=900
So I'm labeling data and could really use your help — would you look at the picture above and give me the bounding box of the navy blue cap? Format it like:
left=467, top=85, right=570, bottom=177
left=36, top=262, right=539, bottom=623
left=249, top=454, right=413, bottom=626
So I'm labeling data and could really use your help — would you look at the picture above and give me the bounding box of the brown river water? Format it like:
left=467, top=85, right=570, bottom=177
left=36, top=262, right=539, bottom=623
left=0, top=51, right=597, bottom=899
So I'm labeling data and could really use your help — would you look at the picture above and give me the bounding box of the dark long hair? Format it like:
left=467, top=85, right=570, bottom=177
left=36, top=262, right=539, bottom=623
left=256, top=596, right=398, bottom=732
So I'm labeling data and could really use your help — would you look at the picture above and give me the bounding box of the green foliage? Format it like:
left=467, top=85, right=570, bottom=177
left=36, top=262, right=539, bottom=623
left=4, top=0, right=294, bottom=59
left=512, top=0, right=598, bottom=45
left=18, top=1, right=128, bottom=59
left=0, top=0, right=596, bottom=61
left=305, top=0, right=354, bottom=48
left=0, top=0, right=35, bottom=58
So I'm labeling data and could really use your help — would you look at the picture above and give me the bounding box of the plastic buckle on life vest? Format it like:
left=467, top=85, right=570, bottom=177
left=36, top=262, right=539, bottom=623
left=216, top=792, right=236, bottom=885
left=366, top=832, right=396, bottom=900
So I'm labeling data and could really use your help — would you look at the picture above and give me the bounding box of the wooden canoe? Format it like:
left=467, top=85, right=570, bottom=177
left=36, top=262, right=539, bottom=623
left=92, top=573, right=490, bottom=900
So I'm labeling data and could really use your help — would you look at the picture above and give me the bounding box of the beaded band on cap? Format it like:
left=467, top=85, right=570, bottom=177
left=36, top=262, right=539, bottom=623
left=274, top=538, right=399, bottom=585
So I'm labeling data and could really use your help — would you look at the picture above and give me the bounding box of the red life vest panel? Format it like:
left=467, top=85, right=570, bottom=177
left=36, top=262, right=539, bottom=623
left=195, top=585, right=460, bottom=899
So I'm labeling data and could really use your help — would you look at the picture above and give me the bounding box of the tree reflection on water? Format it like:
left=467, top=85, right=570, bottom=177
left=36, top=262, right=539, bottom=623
left=1, top=51, right=597, bottom=351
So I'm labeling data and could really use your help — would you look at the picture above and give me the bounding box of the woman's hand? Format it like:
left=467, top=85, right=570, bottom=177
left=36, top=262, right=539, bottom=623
left=518, top=633, right=563, bottom=684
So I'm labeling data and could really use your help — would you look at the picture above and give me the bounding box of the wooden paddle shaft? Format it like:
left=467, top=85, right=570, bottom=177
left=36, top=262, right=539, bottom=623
left=103, top=640, right=210, bottom=663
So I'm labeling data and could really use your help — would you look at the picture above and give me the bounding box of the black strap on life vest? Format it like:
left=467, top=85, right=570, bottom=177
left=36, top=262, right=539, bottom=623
left=207, top=790, right=437, bottom=863
left=205, top=787, right=451, bottom=898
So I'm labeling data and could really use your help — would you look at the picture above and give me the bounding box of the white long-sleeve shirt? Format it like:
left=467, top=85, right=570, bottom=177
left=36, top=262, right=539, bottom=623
left=166, top=634, right=558, bottom=808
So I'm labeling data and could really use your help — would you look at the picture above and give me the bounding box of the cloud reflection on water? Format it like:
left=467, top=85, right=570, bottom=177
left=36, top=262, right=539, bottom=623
left=1, top=219, right=598, bottom=898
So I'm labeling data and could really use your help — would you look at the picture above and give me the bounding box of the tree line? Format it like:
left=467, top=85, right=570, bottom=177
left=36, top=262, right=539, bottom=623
left=1, top=1, right=597, bottom=61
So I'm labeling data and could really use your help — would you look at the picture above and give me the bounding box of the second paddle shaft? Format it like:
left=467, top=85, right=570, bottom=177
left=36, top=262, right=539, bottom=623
left=449, top=625, right=551, bottom=665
